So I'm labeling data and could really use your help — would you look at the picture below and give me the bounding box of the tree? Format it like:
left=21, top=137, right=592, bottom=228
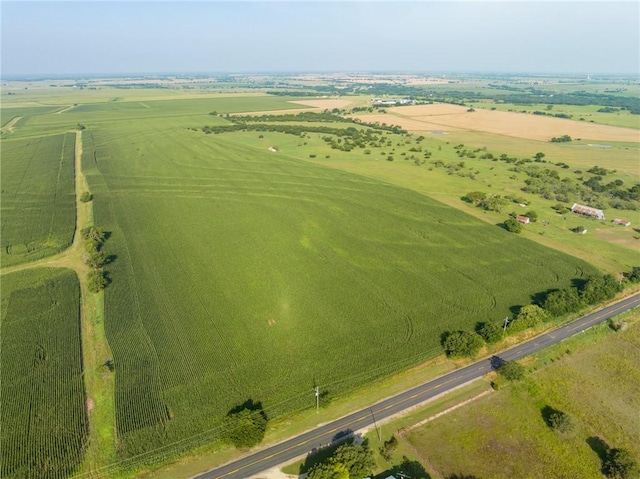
left=307, top=443, right=375, bottom=479
left=478, top=322, right=503, bottom=344
left=525, top=210, right=538, bottom=222
left=604, top=448, right=639, bottom=479
left=222, top=404, right=267, bottom=449
left=80, top=192, right=93, bottom=203
left=463, top=191, right=487, bottom=206
left=543, top=287, right=583, bottom=316
left=581, top=274, right=621, bottom=304
left=510, top=304, right=548, bottom=332
left=498, top=360, right=525, bottom=381
left=534, top=152, right=546, bottom=160
left=86, top=251, right=108, bottom=269
left=87, top=269, right=109, bottom=293
left=443, top=330, right=484, bottom=358
left=480, top=194, right=508, bottom=212
left=504, top=218, right=522, bottom=233
left=548, top=410, right=575, bottom=435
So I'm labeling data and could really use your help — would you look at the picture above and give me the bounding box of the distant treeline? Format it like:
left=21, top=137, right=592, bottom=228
left=232, top=111, right=354, bottom=123
left=266, top=83, right=640, bottom=114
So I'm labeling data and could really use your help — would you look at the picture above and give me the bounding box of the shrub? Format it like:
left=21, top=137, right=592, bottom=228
left=443, top=331, right=484, bottom=358
left=87, top=270, right=108, bottom=293
left=222, top=404, right=267, bottom=449
left=80, top=192, right=93, bottom=203
left=498, top=360, right=525, bottom=381
left=510, top=304, right=548, bottom=332
left=478, top=322, right=503, bottom=344
left=504, top=218, right=522, bottom=234
left=549, top=410, right=575, bottom=435
left=543, top=287, right=583, bottom=316
left=604, top=448, right=639, bottom=479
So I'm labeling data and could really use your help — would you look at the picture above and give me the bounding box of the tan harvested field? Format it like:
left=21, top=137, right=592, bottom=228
left=354, top=113, right=461, bottom=132
left=357, top=104, right=640, bottom=142
left=290, top=99, right=354, bottom=109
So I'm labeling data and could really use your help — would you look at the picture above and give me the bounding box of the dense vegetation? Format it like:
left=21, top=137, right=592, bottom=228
left=0, top=269, right=86, bottom=479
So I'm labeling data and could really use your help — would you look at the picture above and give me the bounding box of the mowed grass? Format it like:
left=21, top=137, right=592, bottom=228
left=405, top=315, right=640, bottom=479
left=81, top=121, right=597, bottom=464
left=0, top=133, right=76, bottom=267
left=0, top=268, right=87, bottom=479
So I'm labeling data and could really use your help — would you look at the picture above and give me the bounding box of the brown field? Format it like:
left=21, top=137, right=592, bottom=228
left=357, top=104, right=640, bottom=142
left=353, top=113, right=461, bottom=132
left=290, top=99, right=354, bottom=109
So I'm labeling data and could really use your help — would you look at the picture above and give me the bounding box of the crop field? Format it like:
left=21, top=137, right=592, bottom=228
left=79, top=113, right=598, bottom=462
left=406, top=316, right=640, bottom=479
left=358, top=104, right=640, bottom=142
left=0, top=133, right=76, bottom=266
left=0, top=268, right=87, bottom=479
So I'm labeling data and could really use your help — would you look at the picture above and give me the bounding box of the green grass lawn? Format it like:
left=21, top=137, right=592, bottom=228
left=405, top=314, right=640, bottom=479
left=0, top=268, right=87, bottom=479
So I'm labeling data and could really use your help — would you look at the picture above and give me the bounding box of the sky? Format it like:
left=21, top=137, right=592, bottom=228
left=1, top=1, right=639, bottom=77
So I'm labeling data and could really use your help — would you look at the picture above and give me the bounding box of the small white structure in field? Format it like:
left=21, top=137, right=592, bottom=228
left=516, top=215, right=530, bottom=224
left=613, top=218, right=631, bottom=227
left=268, top=146, right=277, bottom=152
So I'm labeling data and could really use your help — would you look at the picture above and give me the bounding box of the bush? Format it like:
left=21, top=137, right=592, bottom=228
left=543, top=287, right=583, bottom=316
left=222, top=404, right=267, bottom=449
left=478, top=322, right=503, bottom=344
left=604, top=448, right=639, bottom=479
left=510, top=304, right=548, bottom=332
left=549, top=410, right=575, bottom=435
left=498, top=360, right=525, bottom=381
left=504, top=218, right=522, bottom=233
left=87, top=270, right=109, bottom=293
left=80, top=192, right=93, bottom=203
left=443, top=331, right=484, bottom=358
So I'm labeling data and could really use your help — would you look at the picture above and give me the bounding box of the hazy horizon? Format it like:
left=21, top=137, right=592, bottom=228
left=2, top=1, right=639, bottom=77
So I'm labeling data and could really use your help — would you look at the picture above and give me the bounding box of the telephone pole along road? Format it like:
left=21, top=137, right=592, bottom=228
left=197, top=293, right=640, bottom=479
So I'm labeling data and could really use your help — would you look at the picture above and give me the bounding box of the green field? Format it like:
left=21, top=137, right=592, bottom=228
left=1, top=80, right=638, bottom=475
left=78, top=113, right=599, bottom=463
left=0, top=268, right=87, bottom=479
left=406, top=315, right=640, bottom=479
left=1, top=133, right=76, bottom=266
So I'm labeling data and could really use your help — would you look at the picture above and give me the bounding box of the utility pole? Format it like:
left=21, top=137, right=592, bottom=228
left=370, top=408, right=382, bottom=442
left=314, top=386, right=320, bottom=413
left=503, top=316, right=510, bottom=333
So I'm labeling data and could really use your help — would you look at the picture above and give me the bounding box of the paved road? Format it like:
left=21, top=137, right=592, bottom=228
left=196, top=293, right=640, bottom=479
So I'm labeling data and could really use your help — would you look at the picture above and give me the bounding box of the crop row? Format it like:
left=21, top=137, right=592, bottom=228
left=0, top=269, right=87, bottom=479
left=1, top=133, right=76, bottom=266
left=78, top=123, right=601, bottom=468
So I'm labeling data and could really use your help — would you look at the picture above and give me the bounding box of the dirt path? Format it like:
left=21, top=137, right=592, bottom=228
left=56, top=104, right=77, bottom=114
left=1, top=130, right=117, bottom=476
left=1, top=115, right=22, bottom=134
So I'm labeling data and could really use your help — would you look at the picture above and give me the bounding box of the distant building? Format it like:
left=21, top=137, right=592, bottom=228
left=613, top=218, right=631, bottom=227
left=571, top=203, right=605, bottom=220
left=516, top=215, right=530, bottom=224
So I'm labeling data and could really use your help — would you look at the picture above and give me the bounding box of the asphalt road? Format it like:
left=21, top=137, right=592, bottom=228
left=196, top=293, right=640, bottom=479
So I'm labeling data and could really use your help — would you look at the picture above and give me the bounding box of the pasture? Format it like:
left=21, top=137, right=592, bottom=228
left=81, top=116, right=597, bottom=462
left=1, top=133, right=76, bottom=266
left=406, top=314, right=640, bottom=479
left=0, top=268, right=87, bottom=479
